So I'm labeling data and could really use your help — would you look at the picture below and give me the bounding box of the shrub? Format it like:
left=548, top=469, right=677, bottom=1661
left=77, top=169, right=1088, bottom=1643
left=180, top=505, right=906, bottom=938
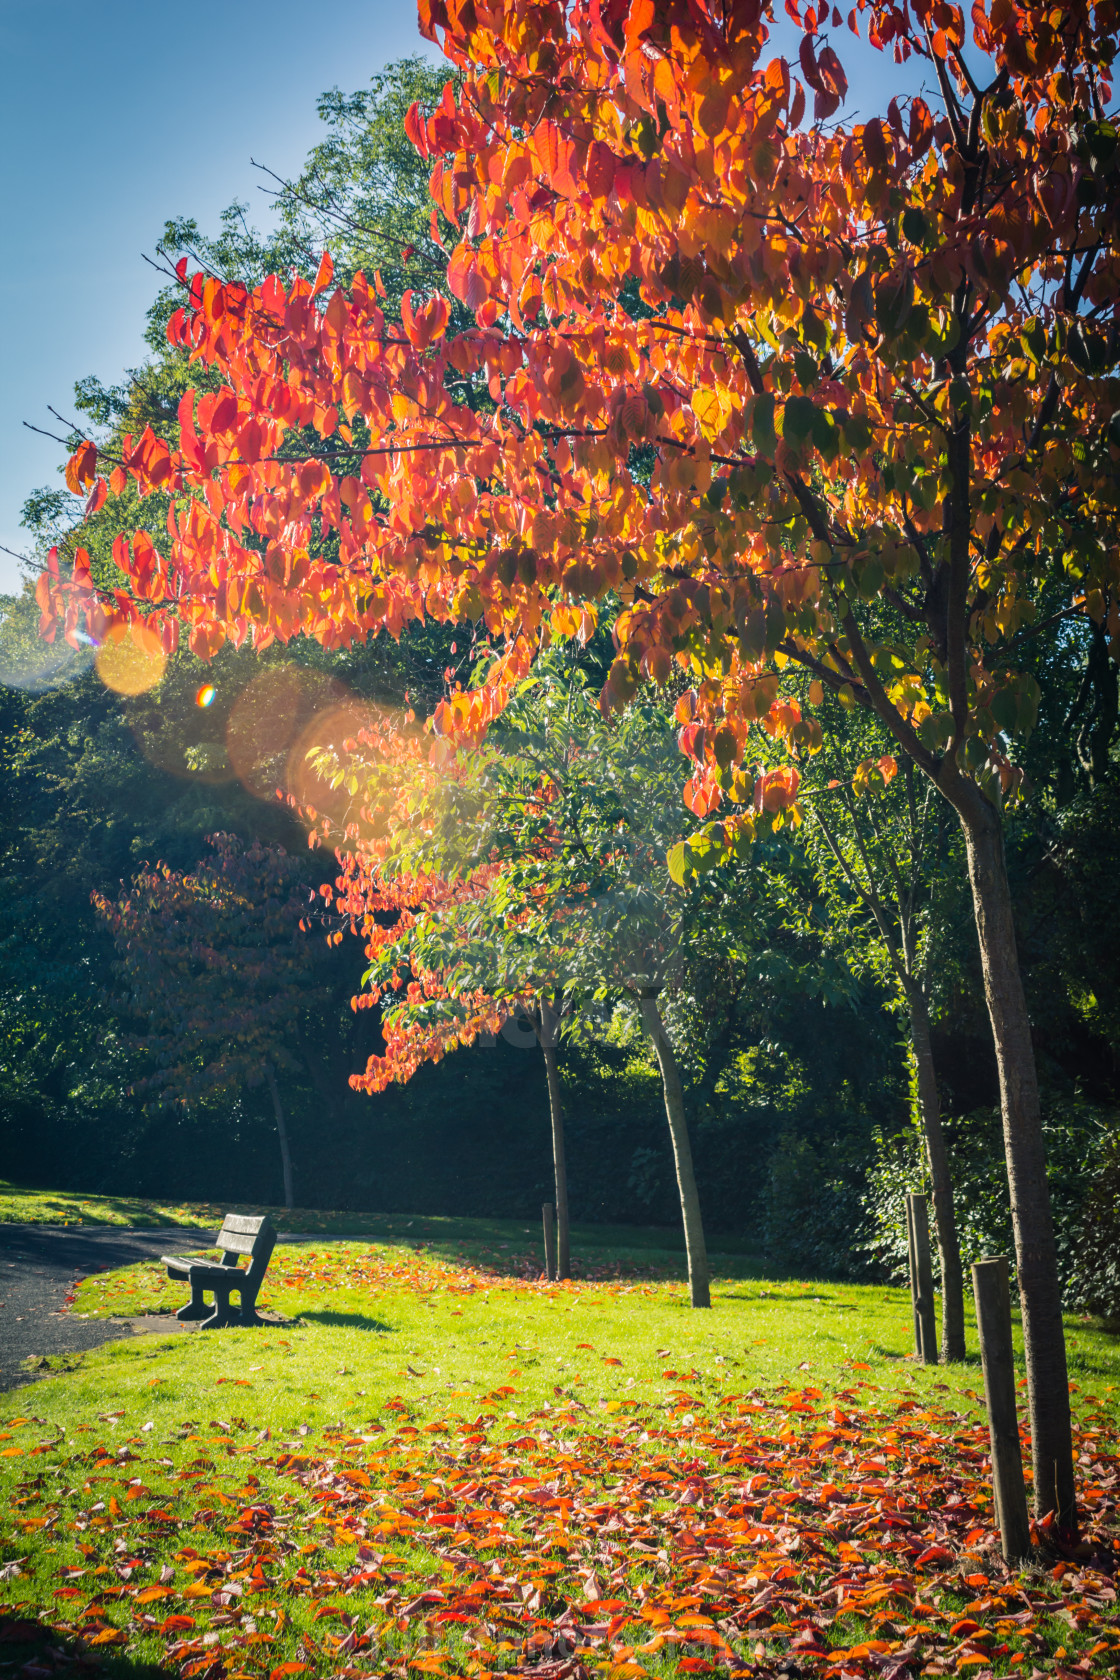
left=861, top=1097, right=1120, bottom=1311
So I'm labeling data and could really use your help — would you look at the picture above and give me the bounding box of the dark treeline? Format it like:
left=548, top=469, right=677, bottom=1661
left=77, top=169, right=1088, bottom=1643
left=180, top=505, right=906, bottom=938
left=1, top=59, right=1117, bottom=1304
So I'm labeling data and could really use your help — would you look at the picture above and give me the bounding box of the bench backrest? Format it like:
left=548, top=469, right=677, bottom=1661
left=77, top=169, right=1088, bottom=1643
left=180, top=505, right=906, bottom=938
left=217, top=1214, right=276, bottom=1279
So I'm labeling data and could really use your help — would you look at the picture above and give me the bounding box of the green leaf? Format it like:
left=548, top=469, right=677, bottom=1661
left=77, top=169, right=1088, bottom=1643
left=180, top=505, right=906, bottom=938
left=764, top=595, right=787, bottom=653
left=901, top=206, right=927, bottom=245
left=1020, top=318, right=1046, bottom=365
left=874, top=269, right=914, bottom=335
left=666, top=842, right=692, bottom=887
left=990, top=686, right=1018, bottom=735
left=793, top=350, right=818, bottom=389
left=800, top=307, right=828, bottom=350
left=812, top=408, right=840, bottom=458
left=922, top=310, right=961, bottom=357
left=856, top=557, right=885, bottom=599
left=783, top=395, right=816, bottom=444
left=840, top=411, right=872, bottom=452
left=749, top=393, right=777, bottom=456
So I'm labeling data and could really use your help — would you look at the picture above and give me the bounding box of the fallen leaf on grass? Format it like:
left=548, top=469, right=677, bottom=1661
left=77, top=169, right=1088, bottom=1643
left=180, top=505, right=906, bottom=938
left=4, top=1255, right=1120, bottom=1679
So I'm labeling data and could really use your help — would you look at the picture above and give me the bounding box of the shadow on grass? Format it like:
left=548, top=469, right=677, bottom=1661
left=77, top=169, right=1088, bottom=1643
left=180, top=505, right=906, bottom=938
left=297, top=1310, right=394, bottom=1333
left=714, top=1286, right=842, bottom=1303
left=1075, top=1315, right=1120, bottom=1338
left=0, top=1610, right=168, bottom=1675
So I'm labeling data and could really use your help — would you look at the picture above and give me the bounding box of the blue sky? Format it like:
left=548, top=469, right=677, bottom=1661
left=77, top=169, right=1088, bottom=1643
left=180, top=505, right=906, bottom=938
left=0, top=0, right=438, bottom=594
left=0, top=4, right=923, bottom=597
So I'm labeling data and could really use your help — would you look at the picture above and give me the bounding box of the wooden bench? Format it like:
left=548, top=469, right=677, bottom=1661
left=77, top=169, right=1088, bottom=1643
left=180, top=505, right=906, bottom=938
left=162, top=1214, right=276, bottom=1329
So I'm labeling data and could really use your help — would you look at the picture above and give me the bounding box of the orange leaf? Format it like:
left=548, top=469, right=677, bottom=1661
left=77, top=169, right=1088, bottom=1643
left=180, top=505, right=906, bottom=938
left=65, top=439, right=97, bottom=494
left=311, top=251, right=334, bottom=296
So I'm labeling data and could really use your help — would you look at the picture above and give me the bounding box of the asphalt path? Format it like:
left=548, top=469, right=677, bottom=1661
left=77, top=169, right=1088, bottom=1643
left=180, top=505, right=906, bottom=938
left=0, top=1224, right=213, bottom=1394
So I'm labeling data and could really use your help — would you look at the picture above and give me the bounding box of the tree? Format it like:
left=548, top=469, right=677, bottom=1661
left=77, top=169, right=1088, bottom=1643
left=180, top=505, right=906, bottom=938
left=317, top=663, right=739, bottom=1306
left=317, top=728, right=579, bottom=1273
left=95, top=834, right=329, bottom=1208
left=806, top=735, right=966, bottom=1359
left=48, top=0, right=1120, bottom=1528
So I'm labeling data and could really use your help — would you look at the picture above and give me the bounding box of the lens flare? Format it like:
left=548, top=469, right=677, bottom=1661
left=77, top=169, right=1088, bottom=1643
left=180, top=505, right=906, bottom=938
left=95, top=623, right=166, bottom=696
left=285, top=698, right=380, bottom=827
left=195, top=684, right=217, bottom=708
left=226, top=664, right=342, bottom=799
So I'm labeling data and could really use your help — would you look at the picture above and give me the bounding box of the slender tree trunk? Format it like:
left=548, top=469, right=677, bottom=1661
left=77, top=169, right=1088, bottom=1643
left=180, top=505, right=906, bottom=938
left=907, top=984, right=966, bottom=1361
left=541, top=1043, right=571, bottom=1280
left=947, top=781, right=1075, bottom=1533
left=639, top=992, right=711, bottom=1309
left=265, top=1067, right=295, bottom=1211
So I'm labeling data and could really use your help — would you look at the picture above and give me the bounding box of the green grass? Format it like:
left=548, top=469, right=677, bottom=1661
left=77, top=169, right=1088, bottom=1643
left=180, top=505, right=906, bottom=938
left=0, top=1179, right=760, bottom=1274
left=2, top=1237, right=1119, bottom=1678
left=53, top=1238, right=1120, bottom=1417
left=0, top=1179, right=229, bottom=1230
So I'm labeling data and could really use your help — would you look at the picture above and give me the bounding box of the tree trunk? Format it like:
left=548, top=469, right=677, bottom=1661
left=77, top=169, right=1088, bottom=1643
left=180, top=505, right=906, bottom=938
left=265, top=1067, right=295, bottom=1211
left=948, top=781, right=1075, bottom=1533
left=639, top=992, right=711, bottom=1309
left=541, top=1042, right=571, bottom=1280
left=908, top=984, right=966, bottom=1361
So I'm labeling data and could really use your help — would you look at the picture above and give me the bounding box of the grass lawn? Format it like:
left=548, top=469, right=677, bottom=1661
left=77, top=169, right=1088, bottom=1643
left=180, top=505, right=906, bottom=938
left=0, top=1180, right=759, bottom=1277
left=1, top=1233, right=1118, bottom=1678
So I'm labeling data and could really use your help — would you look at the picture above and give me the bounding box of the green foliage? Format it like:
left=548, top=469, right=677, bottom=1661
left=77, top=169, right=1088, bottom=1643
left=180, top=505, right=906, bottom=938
left=763, top=1129, right=874, bottom=1279
left=861, top=1098, right=1120, bottom=1311
left=346, top=656, right=819, bottom=1058
left=1072, top=1132, right=1120, bottom=1318
left=273, top=59, right=458, bottom=311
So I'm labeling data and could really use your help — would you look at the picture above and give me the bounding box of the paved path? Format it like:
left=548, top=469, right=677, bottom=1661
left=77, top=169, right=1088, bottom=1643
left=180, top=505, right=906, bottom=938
left=0, top=1224, right=213, bottom=1394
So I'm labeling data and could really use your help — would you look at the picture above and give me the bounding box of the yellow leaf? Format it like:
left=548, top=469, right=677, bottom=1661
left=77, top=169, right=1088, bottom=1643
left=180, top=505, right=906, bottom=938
left=691, top=385, right=733, bottom=442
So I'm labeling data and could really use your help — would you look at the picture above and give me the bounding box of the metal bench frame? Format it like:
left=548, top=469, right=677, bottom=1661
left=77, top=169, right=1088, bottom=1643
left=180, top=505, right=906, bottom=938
left=162, top=1213, right=276, bottom=1329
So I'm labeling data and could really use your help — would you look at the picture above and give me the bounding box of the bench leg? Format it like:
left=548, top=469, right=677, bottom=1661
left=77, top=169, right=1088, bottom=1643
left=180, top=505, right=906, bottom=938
left=237, top=1283, right=264, bottom=1327
left=177, top=1279, right=211, bottom=1322
left=200, top=1286, right=236, bottom=1330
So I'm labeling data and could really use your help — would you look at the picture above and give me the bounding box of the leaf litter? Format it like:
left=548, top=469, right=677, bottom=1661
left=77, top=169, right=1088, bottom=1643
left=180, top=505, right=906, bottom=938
left=1, top=1249, right=1118, bottom=1679
left=73, top=1245, right=685, bottom=1320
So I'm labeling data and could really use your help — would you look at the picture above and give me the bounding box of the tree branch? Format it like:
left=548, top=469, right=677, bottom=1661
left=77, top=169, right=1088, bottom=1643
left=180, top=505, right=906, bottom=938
left=836, top=606, right=942, bottom=776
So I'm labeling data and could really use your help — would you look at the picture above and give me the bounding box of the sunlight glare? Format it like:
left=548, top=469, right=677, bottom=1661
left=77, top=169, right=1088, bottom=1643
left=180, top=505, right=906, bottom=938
left=95, top=623, right=166, bottom=696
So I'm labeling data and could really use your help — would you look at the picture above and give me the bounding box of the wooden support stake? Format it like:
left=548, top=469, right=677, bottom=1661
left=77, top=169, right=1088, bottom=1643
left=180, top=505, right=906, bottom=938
left=906, top=1194, right=918, bottom=1354
left=905, top=1192, right=938, bottom=1364
left=542, top=1203, right=557, bottom=1282
left=972, top=1256, right=1032, bottom=1564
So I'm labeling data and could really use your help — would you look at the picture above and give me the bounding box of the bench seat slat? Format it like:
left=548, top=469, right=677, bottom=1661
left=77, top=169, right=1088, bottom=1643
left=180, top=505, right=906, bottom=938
left=174, top=1262, right=248, bottom=1284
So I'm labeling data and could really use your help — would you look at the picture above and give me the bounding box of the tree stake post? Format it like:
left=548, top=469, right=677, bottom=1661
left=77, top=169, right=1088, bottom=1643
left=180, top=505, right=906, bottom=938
left=906, top=1193, right=938, bottom=1363
left=972, top=1256, right=1032, bottom=1563
left=542, top=1203, right=557, bottom=1282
